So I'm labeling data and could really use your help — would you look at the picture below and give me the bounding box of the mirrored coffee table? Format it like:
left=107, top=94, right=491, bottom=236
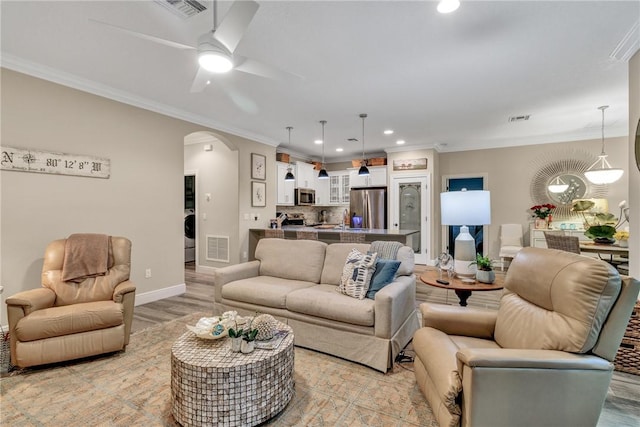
left=171, top=322, right=294, bottom=426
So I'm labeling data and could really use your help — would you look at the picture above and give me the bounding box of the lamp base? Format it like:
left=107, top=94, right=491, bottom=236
left=453, top=226, right=477, bottom=279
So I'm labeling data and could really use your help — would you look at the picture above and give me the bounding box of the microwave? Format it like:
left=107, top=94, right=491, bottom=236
left=295, top=188, right=316, bottom=205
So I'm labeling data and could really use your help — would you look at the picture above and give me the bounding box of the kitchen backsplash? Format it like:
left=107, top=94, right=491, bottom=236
left=275, top=205, right=349, bottom=225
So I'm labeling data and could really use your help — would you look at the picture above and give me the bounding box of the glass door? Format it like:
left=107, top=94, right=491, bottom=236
left=391, top=175, right=430, bottom=264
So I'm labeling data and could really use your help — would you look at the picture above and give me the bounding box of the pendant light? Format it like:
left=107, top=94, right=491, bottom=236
left=358, top=113, right=370, bottom=176
left=548, top=175, right=569, bottom=193
left=584, top=105, right=623, bottom=185
left=318, top=120, right=329, bottom=179
left=284, top=126, right=295, bottom=181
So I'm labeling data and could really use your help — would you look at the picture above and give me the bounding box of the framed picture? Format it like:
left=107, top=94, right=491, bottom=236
left=251, top=181, right=266, bottom=207
left=392, top=158, right=428, bottom=171
left=251, top=153, right=266, bottom=180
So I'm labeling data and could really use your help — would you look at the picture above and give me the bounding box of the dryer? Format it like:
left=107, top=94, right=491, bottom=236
left=185, top=209, right=195, bottom=263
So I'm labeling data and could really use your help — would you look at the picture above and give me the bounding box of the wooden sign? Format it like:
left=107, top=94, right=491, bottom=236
left=0, top=146, right=110, bottom=179
left=393, top=158, right=427, bottom=171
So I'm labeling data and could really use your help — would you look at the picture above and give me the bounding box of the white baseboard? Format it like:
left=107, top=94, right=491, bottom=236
left=135, top=283, right=186, bottom=306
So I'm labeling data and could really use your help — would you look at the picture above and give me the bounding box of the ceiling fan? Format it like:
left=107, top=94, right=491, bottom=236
left=91, top=0, right=296, bottom=93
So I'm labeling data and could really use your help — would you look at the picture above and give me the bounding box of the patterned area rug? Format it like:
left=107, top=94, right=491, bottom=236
left=1, top=313, right=437, bottom=426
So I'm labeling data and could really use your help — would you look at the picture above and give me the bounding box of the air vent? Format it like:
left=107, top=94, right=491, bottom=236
left=206, top=235, right=229, bottom=263
left=508, top=115, right=531, bottom=123
left=154, top=0, right=207, bottom=19
left=347, top=138, right=358, bottom=142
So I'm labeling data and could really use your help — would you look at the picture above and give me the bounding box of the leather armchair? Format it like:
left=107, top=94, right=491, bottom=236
left=413, top=247, right=639, bottom=427
left=5, top=236, right=136, bottom=368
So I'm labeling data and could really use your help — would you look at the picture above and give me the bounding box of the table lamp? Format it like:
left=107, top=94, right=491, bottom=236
left=440, top=189, right=491, bottom=279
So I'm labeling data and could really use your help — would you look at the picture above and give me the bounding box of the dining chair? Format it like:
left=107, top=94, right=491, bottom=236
left=543, top=232, right=581, bottom=254
left=498, top=224, right=523, bottom=270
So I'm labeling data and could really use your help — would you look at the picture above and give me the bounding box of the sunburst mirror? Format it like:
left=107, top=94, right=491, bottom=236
left=530, top=149, right=608, bottom=218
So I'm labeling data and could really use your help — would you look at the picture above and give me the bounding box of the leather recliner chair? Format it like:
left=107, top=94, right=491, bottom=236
left=6, top=235, right=136, bottom=368
left=413, top=247, right=639, bottom=427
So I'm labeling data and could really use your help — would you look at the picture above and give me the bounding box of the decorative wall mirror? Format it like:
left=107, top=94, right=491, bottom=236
left=530, top=150, right=608, bottom=218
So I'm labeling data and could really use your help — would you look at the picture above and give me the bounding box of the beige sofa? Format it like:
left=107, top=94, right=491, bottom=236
left=213, top=238, right=419, bottom=372
left=413, top=247, right=640, bottom=427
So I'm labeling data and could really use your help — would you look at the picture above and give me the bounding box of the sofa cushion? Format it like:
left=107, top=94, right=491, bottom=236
left=395, top=246, right=415, bottom=276
left=339, top=249, right=378, bottom=299
left=366, top=259, right=401, bottom=299
left=495, top=247, right=621, bottom=353
left=15, top=300, right=124, bottom=342
left=255, top=238, right=327, bottom=283
left=286, top=284, right=375, bottom=326
left=221, top=276, right=316, bottom=309
left=320, top=243, right=371, bottom=285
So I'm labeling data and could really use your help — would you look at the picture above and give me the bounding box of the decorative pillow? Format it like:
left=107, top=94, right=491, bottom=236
left=339, top=249, right=378, bottom=299
left=366, top=259, right=401, bottom=299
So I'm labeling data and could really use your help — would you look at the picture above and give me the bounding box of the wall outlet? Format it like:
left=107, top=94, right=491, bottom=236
left=242, top=251, right=247, bottom=259
left=145, top=268, right=152, bottom=278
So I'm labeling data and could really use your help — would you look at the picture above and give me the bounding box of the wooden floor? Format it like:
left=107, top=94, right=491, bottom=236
left=132, top=263, right=640, bottom=426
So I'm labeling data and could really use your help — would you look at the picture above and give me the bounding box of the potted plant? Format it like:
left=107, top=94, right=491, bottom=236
left=240, top=320, right=258, bottom=354
left=228, top=323, right=243, bottom=352
left=472, top=253, right=495, bottom=284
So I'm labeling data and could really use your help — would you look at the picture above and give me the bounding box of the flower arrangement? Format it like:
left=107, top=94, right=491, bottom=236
left=530, top=204, right=556, bottom=219
left=571, top=200, right=625, bottom=242
left=614, top=230, right=629, bottom=241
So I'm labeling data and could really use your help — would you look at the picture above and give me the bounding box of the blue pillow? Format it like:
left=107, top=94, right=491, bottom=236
left=366, top=259, right=401, bottom=299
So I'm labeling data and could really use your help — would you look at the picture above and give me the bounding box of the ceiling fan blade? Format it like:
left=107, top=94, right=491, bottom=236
left=234, top=56, right=304, bottom=82
left=89, top=19, right=195, bottom=50
left=213, top=0, right=259, bottom=53
left=190, top=67, right=213, bottom=93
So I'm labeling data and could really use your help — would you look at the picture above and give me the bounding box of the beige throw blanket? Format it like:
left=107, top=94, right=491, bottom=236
left=61, top=233, right=110, bottom=283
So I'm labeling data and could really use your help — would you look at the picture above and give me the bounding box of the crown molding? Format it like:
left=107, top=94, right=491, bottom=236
left=1, top=54, right=280, bottom=147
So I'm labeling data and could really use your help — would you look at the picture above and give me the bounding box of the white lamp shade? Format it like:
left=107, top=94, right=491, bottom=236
left=440, top=190, right=491, bottom=226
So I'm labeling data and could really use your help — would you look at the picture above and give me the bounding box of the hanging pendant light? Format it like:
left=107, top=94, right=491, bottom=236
left=584, top=105, right=624, bottom=185
left=318, top=120, right=329, bottom=179
left=548, top=175, right=569, bottom=193
left=284, top=126, right=295, bottom=181
left=358, top=113, right=370, bottom=176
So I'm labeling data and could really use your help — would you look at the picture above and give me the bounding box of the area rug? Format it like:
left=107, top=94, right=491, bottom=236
left=1, top=313, right=437, bottom=426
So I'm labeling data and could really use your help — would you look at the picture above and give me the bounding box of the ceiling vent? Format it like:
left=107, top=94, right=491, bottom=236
left=508, top=115, right=531, bottom=123
left=154, top=0, right=207, bottom=19
left=347, top=138, right=358, bottom=142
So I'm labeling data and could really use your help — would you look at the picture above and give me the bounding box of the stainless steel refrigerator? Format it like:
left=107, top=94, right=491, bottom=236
left=349, top=187, right=387, bottom=229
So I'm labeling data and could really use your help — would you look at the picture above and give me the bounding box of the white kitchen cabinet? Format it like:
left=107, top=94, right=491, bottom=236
left=529, top=225, right=589, bottom=248
left=329, top=171, right=350, bottom=205
left=315, top=176, right=330, bottom=205
left=295, top=162, right=316, bottom=190
left=276, top=161, right=295, bottom=206
left=349, top=166, right=387, bottom=188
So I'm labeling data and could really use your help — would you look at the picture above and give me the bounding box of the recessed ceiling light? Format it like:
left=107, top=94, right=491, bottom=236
left=336, top=148, right=343, bottom=152
left=383, top=129, right=394, bottom=135
left=396, top=140, right=406, bottom=145
left=314, top=139, right=323, bottom=145
left=437, top=0, right=460, bottom=14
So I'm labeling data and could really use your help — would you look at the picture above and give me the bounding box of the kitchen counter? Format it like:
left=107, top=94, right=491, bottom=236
left=248, top=227, right=419, bottom=260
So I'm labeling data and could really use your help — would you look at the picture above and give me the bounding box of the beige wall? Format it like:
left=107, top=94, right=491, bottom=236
left=0, top=69, right=275, bottom=324
left=184, top=133, right=276, bottom=269
left=437, top=137, right=629, bottom=261
left=629, top=51, right=639, bottom=279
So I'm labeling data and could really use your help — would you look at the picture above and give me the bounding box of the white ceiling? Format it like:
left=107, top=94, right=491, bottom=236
left=2, top=1, right=639, bottom=162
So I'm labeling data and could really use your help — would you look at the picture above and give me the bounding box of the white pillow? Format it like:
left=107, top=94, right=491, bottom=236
left=339, top=249, right=378, bottom=299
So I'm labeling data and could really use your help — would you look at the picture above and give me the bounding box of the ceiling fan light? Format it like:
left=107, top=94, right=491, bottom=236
left=198, top=52, right=233, bottom=73
left=437, top=0, right=460, bottom=14
left=197, top=32, right=233, bottom=73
